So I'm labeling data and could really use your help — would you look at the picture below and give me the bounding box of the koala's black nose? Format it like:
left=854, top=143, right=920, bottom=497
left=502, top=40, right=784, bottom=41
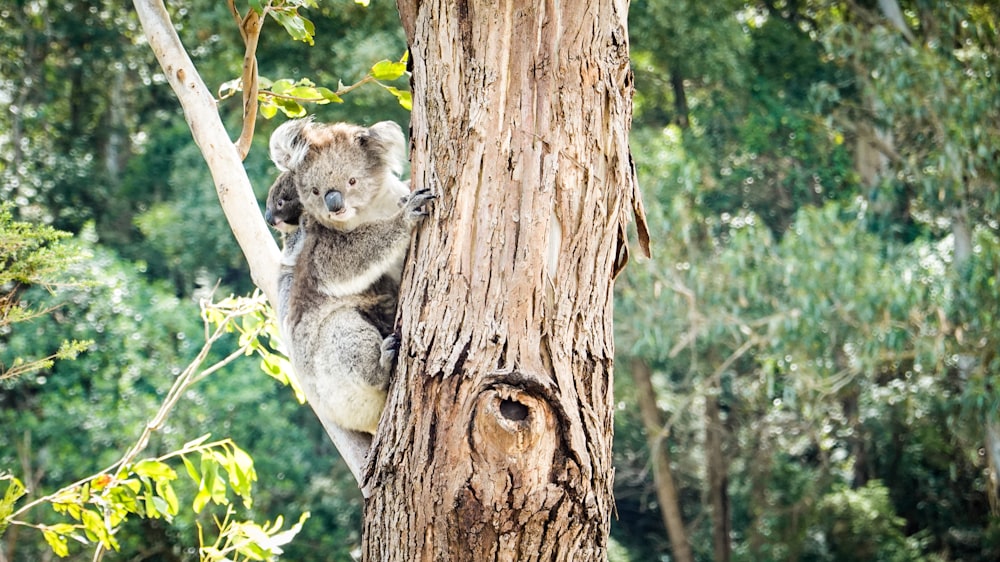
left=324, top=190, right=344, bottom=213
left=264, top=208, right=276, bottom=225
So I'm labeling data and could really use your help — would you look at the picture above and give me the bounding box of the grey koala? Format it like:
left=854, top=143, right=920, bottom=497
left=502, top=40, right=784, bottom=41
left=264, top=171, right=303, bottom=234
left=268, top=117, right=434, bottom=435
left=264, top=172, right=305, bottom=332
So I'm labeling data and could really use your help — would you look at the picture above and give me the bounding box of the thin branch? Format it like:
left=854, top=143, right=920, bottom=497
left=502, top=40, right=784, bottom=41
left=234, top=10, right=263, bottom=160
left=7, top=303, right=252, bottom=525
left=226, top=0, right=242, bottom=34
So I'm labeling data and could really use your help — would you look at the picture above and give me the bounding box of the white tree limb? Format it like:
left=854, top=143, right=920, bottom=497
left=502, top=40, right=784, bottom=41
left=132, top=0, right=280, bottom=302
left=132, top=0, right=372, bottom=490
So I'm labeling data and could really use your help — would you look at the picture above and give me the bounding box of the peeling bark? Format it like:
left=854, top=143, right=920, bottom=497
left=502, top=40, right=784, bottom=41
left=365, top=1, right=644, bottom=559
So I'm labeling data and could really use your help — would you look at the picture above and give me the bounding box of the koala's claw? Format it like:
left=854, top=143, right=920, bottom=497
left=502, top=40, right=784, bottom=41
left=400, top=188, right=437, bottom=221
left=379, top=334, right=400, bottom=370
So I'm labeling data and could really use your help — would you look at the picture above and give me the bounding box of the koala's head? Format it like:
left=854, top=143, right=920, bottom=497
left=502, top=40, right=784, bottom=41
left=269, top=118, right=406, bottom=231
left=264, top=172, right=303, bottom=233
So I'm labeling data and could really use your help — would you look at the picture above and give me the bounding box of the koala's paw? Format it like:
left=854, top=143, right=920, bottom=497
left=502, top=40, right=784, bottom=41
left=399, top=188, right=436, bottom=224
left=379, top=333, right=400, bottom=371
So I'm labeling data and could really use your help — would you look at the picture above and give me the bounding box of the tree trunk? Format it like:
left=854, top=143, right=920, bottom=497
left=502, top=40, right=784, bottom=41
left=705, top=387, right=731, bottom=562
left=364, top=1, right=646, bottom=560
left=629, top=359, right=694, bottom=562
left=668, top=68, right=689, bottom=130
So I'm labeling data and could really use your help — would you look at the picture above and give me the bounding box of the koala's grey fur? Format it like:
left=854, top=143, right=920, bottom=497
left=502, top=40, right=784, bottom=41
left=264, top=174, right=305, bottom=337
left=269, top=118, right=433, bottom=435
left=264, top=172, right=303, bottom=234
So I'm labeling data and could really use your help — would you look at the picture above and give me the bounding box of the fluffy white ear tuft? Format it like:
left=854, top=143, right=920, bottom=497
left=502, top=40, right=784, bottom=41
left=364, top=121, right=407, bottom=177
left=270, top=117, right=314, bottom=171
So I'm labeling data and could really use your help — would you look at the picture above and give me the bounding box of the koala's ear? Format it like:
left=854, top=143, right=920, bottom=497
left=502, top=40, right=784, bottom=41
left=358, top=121, right=406, bottom=177
left=270, top=117, right=314, bottom=172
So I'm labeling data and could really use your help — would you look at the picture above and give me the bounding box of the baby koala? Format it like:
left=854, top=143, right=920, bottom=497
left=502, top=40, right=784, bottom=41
left=265, top=172, right=306, bottom=331
left=268, top=117, right=433, bottom=435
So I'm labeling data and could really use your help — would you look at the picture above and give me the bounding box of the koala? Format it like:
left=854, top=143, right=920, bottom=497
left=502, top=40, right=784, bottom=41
left=269, top=117, right=434, bottom=435
left=264, top=173, right=306, bottom=335
left=264, top=171, right=303, bottom=234
left=264, top=134, right=403, bottom=339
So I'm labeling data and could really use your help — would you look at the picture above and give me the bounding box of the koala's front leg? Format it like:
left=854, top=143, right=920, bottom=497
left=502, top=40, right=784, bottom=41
left=399, top=188, right=436, bottom=226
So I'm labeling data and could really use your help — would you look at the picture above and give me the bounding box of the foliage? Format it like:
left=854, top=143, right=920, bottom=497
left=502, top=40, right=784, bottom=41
left=0, top=203, right=92, bottom=380
left=219, top=52, right=411, bottom=119
left=1, top=291, right=308, bottom=560
left=614, top=1, right=1000, bottom=560
left=0, top=238, right=361, bottom=560
left=804, top=480, right=925, bottom=562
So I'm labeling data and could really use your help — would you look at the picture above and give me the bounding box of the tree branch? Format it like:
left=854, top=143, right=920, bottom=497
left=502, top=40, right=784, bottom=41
left=235, top=9, right=263, bottom=160
left=132, top=0, right=280, bottom=303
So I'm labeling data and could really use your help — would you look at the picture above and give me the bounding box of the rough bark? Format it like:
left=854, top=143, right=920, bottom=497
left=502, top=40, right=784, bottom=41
left=364, top=1, right=646, bottom=560
left=629, top=359, right=694, bottom=562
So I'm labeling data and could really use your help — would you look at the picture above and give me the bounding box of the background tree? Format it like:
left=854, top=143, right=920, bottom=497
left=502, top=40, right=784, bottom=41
left=614, top=1, right=1000, bottom=560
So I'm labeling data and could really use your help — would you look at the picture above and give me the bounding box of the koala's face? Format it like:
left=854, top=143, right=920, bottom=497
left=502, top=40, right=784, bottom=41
left=264, top=172, right=302, bottom=233
left=269, top=119, right=406, bottom=231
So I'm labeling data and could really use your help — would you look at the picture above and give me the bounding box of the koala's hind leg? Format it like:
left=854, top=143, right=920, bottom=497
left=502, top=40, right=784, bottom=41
left=333, top=312, right=395, bottom=389
left=379, top=333, right=400, bottom=371
left=292, top=307, right=393, bottom=434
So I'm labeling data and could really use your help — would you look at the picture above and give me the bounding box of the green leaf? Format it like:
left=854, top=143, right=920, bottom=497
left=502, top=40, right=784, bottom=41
left=1, top=474, right=27, bottom=532
left=385, top=86, right=412, bottom=111
left=248, top=0, right=263, bottom=14
left=132, top=459, right=177, bottom=482
left=315, top=87, right=343, bottom=103
left=269, top=79, right=295, bottom=95
left=81, top=509, right=118, bottom=551
left=226, top=445, right=257, bottom=507
left=151, top=496, right=171, bottom=520
left=259, top=100, right=279, bottom=119
left=109, top=480, right=141, bottom=516
left=181, top=455, right=201, bottom=483
left=202, top=454, right=229, bottom=508
left=193, top=454, right=221, bottom=514
left=370, top=59, right=407, bottom=81
left=231, top=445, right=256, bottom=482
left=270, top=11, right=316, bottom=45
left=42, top=529, right=70, bottom=558
left=285, top=86, right=319, bottom=100
left=192, top=486, right=211, bottom=514
left=275, top=97, right=306, bottom=118
left=156, top=479, right=180, bottom=517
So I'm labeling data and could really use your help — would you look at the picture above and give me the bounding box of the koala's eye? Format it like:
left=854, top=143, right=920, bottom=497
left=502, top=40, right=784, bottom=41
left=312, top=187, right=320, bottom=196
left=276, top=199, right=284, bottom=209
left=348, top=177, right=357, bottom=186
